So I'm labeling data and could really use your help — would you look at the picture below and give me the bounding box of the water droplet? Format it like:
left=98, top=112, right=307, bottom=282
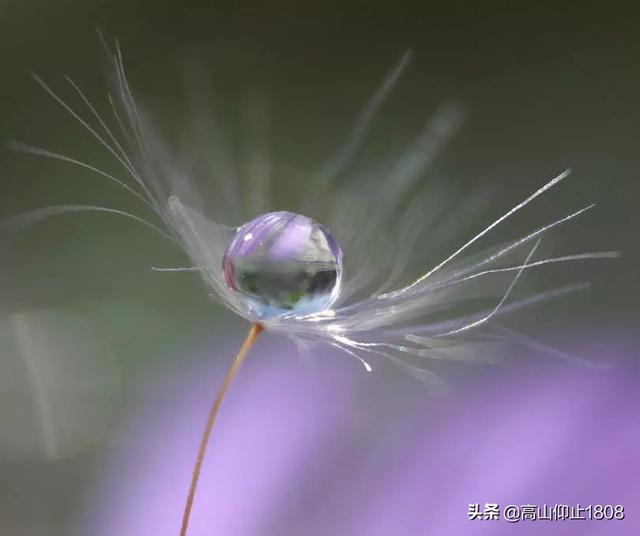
left=223, top=212, right=343, bottom=319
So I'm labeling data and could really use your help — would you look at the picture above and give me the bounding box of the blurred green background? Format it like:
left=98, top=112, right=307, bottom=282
left=0, top=1, right=638, bottom=534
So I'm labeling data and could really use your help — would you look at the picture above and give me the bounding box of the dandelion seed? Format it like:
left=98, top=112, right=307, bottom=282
left=4, top=36, right=618, bottom=535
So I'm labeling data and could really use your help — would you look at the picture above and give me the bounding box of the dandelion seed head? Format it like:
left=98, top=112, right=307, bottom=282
left=222, top=211, right=343, bottom=320
left=4, top=38, right=617, bottom=385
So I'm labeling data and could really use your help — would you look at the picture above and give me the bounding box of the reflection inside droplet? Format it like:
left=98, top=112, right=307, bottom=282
left=223, top=211, right=343, bottom=318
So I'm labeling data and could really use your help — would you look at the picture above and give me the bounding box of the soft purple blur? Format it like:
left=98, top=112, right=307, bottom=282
left=78, top=331, right=639, bottom=535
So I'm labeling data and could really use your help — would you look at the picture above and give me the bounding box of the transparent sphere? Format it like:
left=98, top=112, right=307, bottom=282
left=223, top=211, right=343, bottom=319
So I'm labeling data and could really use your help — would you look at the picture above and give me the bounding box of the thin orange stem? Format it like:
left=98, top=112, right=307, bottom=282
left=180, top=322, right=263, bottom=536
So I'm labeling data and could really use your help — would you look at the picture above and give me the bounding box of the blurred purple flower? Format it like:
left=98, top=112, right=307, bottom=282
left=79, top=333, right=639, bottom=535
